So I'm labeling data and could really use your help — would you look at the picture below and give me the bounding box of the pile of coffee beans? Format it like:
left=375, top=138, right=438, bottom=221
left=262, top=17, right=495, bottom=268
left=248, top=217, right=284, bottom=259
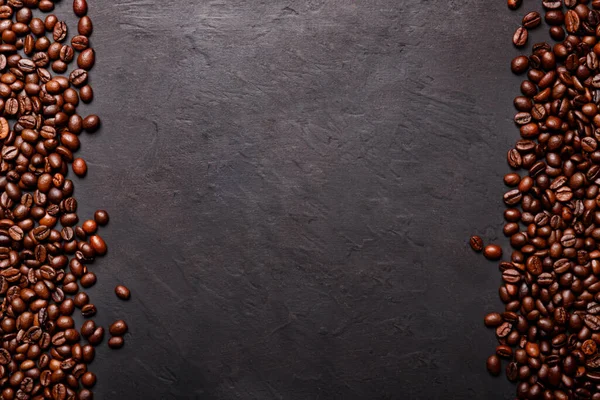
left=0, top=0, right=135, bottom=399
left=470, top=0, right=600, bottom=398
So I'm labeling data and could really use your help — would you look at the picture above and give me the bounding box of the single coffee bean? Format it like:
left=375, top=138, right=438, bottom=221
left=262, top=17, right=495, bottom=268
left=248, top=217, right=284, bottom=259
left=82, top=114, right=100, bottom=132
left=470, top=235, right=484, bottom=252
left=511, top=56, right=530, bottom=74
left=77, top=48, right=94, bottom=70
left=513, top=27, right=528, bottom=47
left=487, top=355, right=501, bottom=375
left=523, top=12, right=542, bottom=29
left=109, top=320, right=128, bottom=336
left=108, top=336, right=124, bottom=349
left=94, top=209, right=109, bottom=225
left=78, top=16, right=93, bottom=36
left=115, top=285, right=130, bottom=300
left=73, top=0, right=88, bottom=17
left=508, top=0, right=522, bottom=10
left=87, top=326, right=103, bottom=345
left=72, top=158, right=87, bottom=177
left=484, top=313, right=503, bottom=327
left=566, top=10, right=581, bottom=33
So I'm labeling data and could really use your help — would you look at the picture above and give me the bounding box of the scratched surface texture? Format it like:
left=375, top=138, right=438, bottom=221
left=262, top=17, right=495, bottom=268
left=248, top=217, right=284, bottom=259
left=69, top=0, right=535, bottom=399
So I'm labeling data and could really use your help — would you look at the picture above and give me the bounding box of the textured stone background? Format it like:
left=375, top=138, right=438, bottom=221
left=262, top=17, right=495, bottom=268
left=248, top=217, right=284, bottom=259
left=64, top=0, right=544, bottom=398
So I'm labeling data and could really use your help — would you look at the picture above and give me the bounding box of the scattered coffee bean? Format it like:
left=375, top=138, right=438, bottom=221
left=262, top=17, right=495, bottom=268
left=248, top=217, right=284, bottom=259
left=513, top=26, right=528, bottom=47
left=523, top=12, right=542, bottom=29
left=487, top=355, right=501, bottom=376
left=470, top=235, right=484, bottom=252
left=508, top=0, right=522, bottom=10
left=483, top=244, right=503, bottom=260
left=511, top=55, right=529, bottom=74
left=108, top=336, right=124, bottom=349
left=109, top=320, right=128, bottom=336
left=94, top=209, right=109, bottom=225
left=115, top=285, right=130, bottom=300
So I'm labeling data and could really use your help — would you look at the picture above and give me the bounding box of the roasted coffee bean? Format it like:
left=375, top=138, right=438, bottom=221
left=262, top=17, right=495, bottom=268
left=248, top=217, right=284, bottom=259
left=523, top=12, right=542, bottom=29
left=72, top=158, right=87, bottom=177
left=566, top=10, right=581, bottom=33
left=109, top=320, right=127, bottom=336
left=94, top=210, right=109, bottom=225
left=78, top=16, right=92, bottom=36
left=73, top=0, right=88, bottom=17
left=115, top=285, right=130, bottom=300
left=107, top=336, right=124, bottom=350
left=470, top=235, right=484, bottom=252
left=512, top=56, right=530, bottom=74
left=513, top=27, right=528, bottom=47
left=484, top=313, right=503, bottom=327
left=508, top=0, right=522, bottom=10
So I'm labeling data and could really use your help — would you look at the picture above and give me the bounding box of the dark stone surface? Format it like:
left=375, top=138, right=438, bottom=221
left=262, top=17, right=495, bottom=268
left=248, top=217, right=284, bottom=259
left=69, top=0, right=536, bottom=398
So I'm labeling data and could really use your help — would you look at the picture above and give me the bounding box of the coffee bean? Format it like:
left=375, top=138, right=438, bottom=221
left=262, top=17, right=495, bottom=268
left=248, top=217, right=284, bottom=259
left=72, top=158, right=87, bottom=177
left=94, top=210, right=109, bottom=225
left=73, top=0, right=88, bottom=17
left=585, top=314, right=600, bottom=330
left=87, top=326, right=103, bottom=345
left=513, top=27, right=528, bottom=47
left=508, top=0, right=522, bottom=10
left=109, top=320, right=128, bottom=336
left=487, top=355, right=501, bottom=375
left=502, top=269, right=521, bottom=283
left=542, top=0, right=562, bottom=10
left=550, top=26, right=566, bottom=40
left=511, top=56, right=530, bottom=74
left=507, top=149, right=522, bottom=168
left=470, top=235, right=483, bottom=252
left=566, top=10, right=581, bottom=33
left=78, top=16, right=93, bottom=36
left=71, top=35, right=89, bottom=51
left=503, top=189, right=522, bottom=205
left=77, top=48, right=94, bottom=70
left=514, top=112, right=531, bottom=125
left=52, top=21, right=67, bottom=42
left=108, top=336, right=124, bottom=349
left=115, top=285, right=130, bottom=300
left=484, top=313, right=503, bottom=327
left=523, top=12, right=542, bottom=29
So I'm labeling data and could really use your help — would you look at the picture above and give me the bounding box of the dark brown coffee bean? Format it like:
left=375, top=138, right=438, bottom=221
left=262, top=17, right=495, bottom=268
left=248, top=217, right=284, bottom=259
left=470, top=235, right=483, bottom=252
left=523, top=12, right=542, bottom=29
left=72, top=158, right=87, bottom=177
left=77, top=48, right=94, bottom=70
left=566, top=10, right=581, bottom=33
left=513, top=27, right=528, bottom=47
left=71, top=35, right=88, bottom=51
left=53, top=21, right=67, bottom=42
left=81, top=304, right=97, bottom=318
left=109, top=320, right=128, bottom=336
left=507, top=149, right=522, bottom=169
left=108, top=336, right=124, bottom=349
left=73, top=0, right=88, bottom=17
left=484, top=313, right=503, bottom=327
left=508, top=0, right=522, bottom=10
left=502, top=269, right=521, bottom=283
left=512, top=56, right=530, bottom=74
left=94, top=210, right=109, bottom=225
left=78, top=16, right=93, bottom=36
left=487, top=355, right=501, bottom=375
left=87, top=326, right=103, bottom=345
left=115, top=285, right=130, bottom=300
